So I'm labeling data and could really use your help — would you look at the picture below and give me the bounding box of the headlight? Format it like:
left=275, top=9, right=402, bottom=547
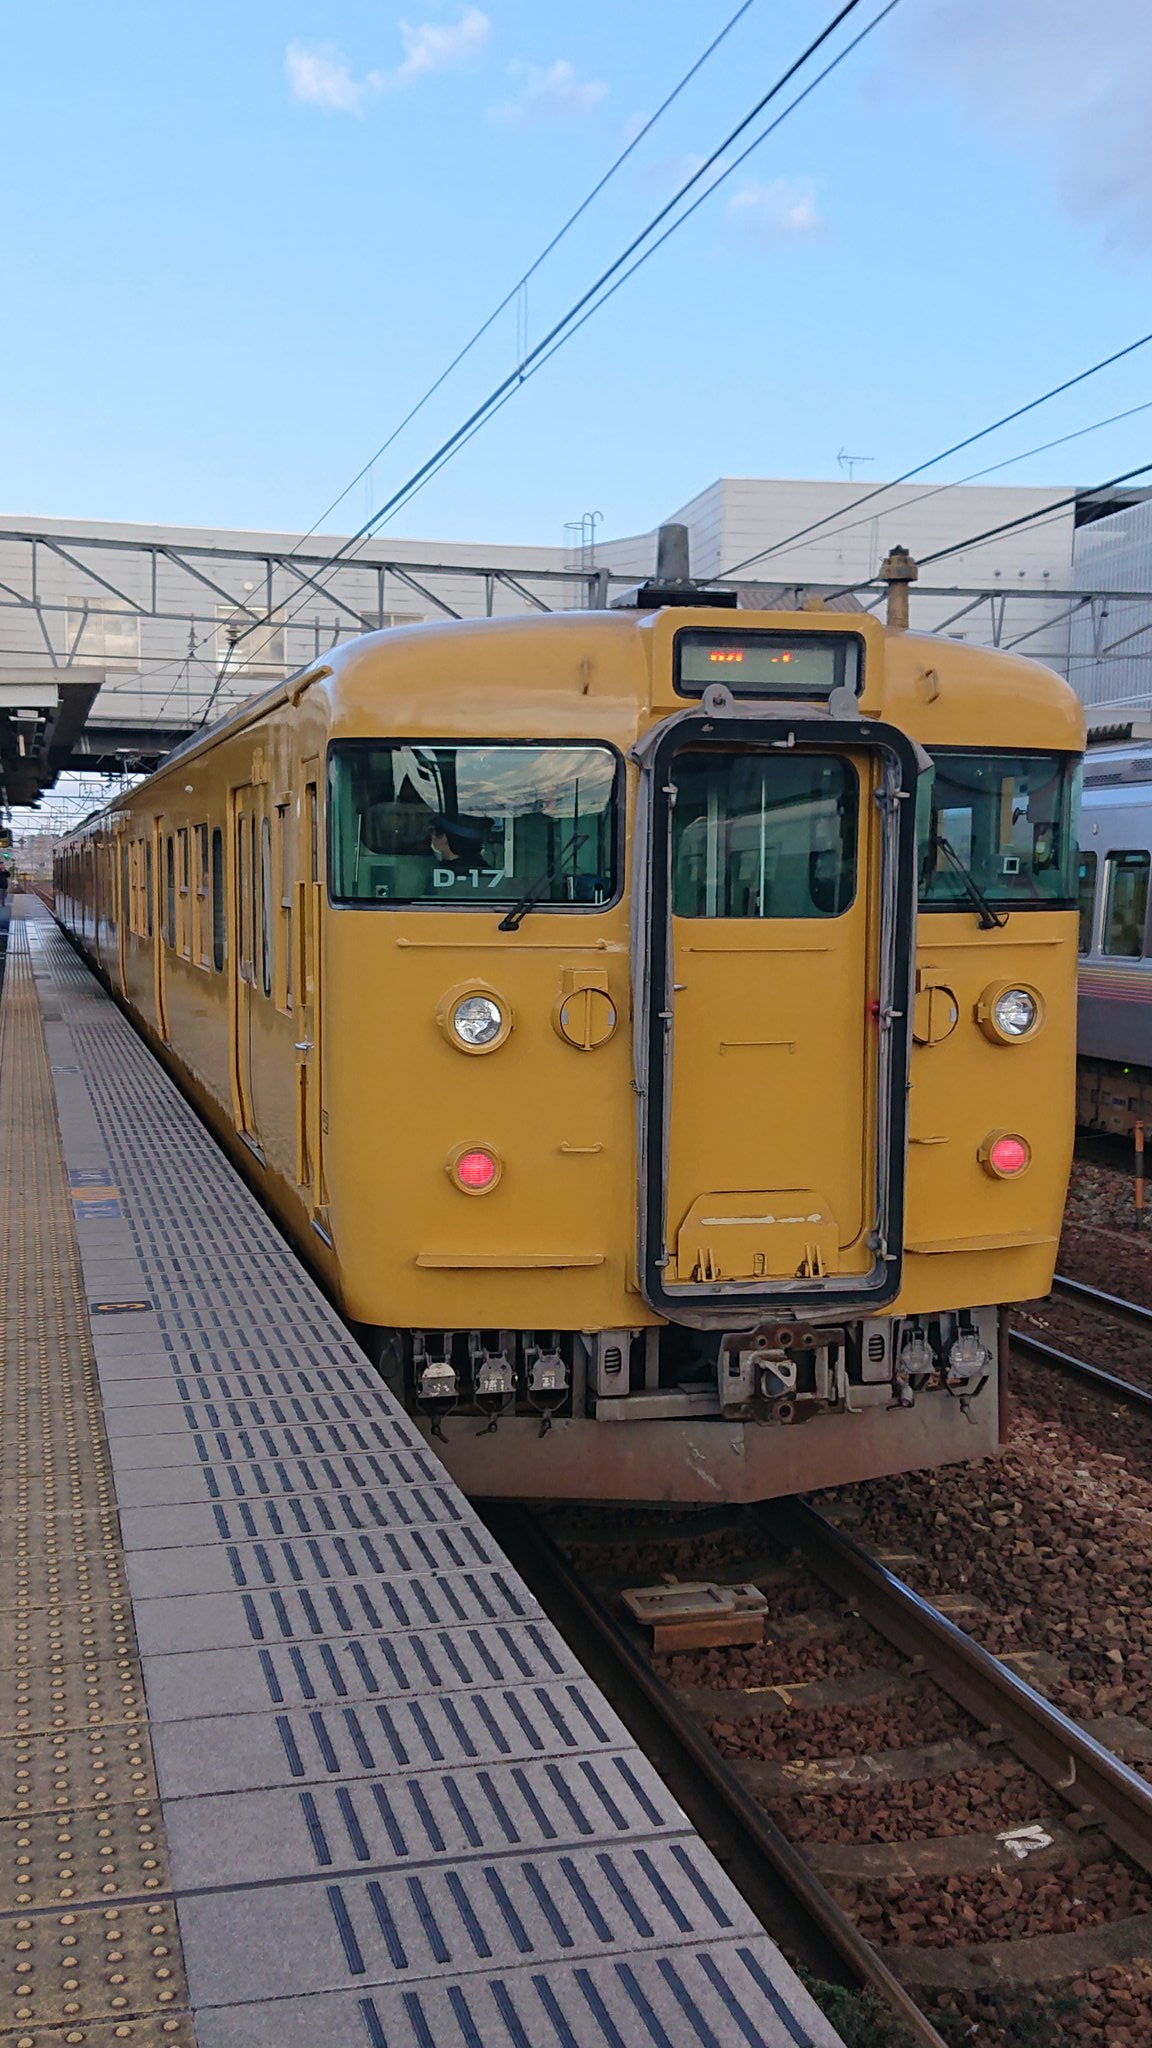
left=976, top=981, right=1044, bottom=1044
left=452, top=995, right=504, bottom=1048
left=993, top=988, right=1038, bottom=1038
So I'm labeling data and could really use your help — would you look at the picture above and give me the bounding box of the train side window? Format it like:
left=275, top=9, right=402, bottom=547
left=177, top=828, right=191, bottom=957
left=260, top=817, right=273, bottom=998
left=211, top=828, right=226, bottom=971
left=250, top=817, right=258, bottom=987
left=195, top=824, right=210, bottom=966
left=165, top=836, right=176, bottom=949
left=236, top=817, right=251, bottom=982
left=1077, top=852, right=1098, bottom=953
left=144, top=842, right=154, bottom=938
left=671, top=750, right=858, bottom=919
left=1102, top=850, right=1150, bottom=958
left=276, top=801, right=293, bottom=1009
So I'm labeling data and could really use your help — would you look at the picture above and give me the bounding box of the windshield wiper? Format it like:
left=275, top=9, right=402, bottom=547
left=930, top=834, right=1009, bottom=930
left=498, top=830, right=589, bottom=932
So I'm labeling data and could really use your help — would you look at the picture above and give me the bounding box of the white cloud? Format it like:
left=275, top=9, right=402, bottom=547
left=391, top=6, right=491, bottom=86
left=728, top=177, right=826, bottom=241
left=901, top=0, right=1152, bottom=252
left=285, top=42, right=366, bottom=115
left=491, top=59, right=608, bottom=126
left=285, top=10, right=491, bottom=114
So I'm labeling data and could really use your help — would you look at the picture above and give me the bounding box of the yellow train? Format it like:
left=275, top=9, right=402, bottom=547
left=56, top=552, right=1084, bottom=1501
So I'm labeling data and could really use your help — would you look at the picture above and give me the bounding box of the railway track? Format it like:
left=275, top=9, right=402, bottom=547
left=1051, top=1272, right=1152, bottom=1336
left=1010, top=1273, right=1152, bottom=1412
left=490, top=1498, right=1152, bottom=2048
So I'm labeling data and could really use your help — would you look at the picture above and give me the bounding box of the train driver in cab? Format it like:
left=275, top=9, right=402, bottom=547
left=429, top=812, right=498, bottom=891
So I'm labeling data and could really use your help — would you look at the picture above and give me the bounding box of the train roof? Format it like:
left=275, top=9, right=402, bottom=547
left=74, top=604, right=1086, bottom=834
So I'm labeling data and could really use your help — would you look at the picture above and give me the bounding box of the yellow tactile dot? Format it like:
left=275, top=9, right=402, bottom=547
left=0, top=931, right=191, bottom=2032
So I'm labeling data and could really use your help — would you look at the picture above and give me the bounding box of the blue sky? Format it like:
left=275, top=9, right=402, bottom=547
left=2, top=0, right=1149, bottom=547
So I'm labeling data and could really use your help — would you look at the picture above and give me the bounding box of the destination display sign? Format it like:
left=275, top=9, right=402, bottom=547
left=675, top=628, right=860, bottom=698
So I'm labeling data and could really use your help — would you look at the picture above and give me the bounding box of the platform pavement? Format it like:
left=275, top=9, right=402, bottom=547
left=0, top=897, right=844, bottom=2048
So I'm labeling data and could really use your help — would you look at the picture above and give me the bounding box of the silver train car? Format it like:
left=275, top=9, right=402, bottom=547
left=1078, top=735, right=1152, bottom=1133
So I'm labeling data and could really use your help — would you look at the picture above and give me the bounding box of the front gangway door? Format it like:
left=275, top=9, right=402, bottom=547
left=635, top=713, right=918, bottom=1325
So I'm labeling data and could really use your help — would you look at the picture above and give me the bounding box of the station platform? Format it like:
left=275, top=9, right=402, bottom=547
left=1, top=897, right=842, bottom=2047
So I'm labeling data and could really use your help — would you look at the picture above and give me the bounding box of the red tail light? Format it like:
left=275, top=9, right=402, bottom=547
left=982, top=1132, right=1031, bottom=1178
left=454, top=1148, right=499, bottom=1191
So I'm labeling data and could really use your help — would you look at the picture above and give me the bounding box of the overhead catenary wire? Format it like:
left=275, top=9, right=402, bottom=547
left=721, top=396, right=1152, bottom=579
left=716, top=328, right=1152, bottom=580
left=912, top=460, right=1152, bottom=570
left=366, top=0, right=903, bottom=545
left=33, top=1, right=769, bottom=717
left=299, top=0, right=762, bottom=548
left=225, top=0, right=885, bottom=654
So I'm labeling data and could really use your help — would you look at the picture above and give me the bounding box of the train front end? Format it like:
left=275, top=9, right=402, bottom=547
left=322, top=598, right=1081, bottom=1501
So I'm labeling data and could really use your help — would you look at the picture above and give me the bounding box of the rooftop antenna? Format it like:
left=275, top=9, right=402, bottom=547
left=837, top=447, right=873, bottom=481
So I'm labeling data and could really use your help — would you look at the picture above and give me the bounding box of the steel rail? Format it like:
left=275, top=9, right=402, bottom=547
left=766, top=1498, right=1152, bottom=1882
left=1051, top=1272, right=1152, bottom=1336
left=1010, top=1328, right=1152, bottom=1413
left=487, top=1503, right=950, bottom=2048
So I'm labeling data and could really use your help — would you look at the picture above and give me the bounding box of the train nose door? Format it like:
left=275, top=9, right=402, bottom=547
left=229, top=784, right=259, bottom=1144
left=639, top=726, right=916, bottom=1317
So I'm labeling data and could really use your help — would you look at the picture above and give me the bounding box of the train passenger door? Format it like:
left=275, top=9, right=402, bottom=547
left=151, top=818, right=169, bottom=1041
left=295, top=761, right=326, bottom=1220
left=229, top=784, right=259, bottom=1145
left=638, top=720, right=917, bottom=1319
left=115, top=829, right=128, bottom=996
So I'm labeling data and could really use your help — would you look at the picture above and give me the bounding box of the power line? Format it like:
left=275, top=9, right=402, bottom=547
left=373, top=0, right=901, bottom=542
left=20, top=2, right=769, bottom=709
left=724, top=397, right=1152, bottom=575
left=300, top=0, right=761, bottom=547
left=813, top=460, right=1152, bottom=605
left=230, top=0, right=892, bottom=653
left=717, top=329, right=1152, bottom=579
left=915, top=462, right=1152, bottom=569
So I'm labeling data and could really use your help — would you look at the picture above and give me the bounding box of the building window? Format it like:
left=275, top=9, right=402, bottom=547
left=65, top=594, right=141, bottom=666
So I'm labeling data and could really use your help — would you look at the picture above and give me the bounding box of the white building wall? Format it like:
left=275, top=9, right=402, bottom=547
left=1071, top=499, right=1152, bottom=721
left=665, top=477, right=1077, bottom=668
left=0, top=478, right=1118, bottom=775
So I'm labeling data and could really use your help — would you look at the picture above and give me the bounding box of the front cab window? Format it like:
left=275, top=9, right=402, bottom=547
left=329, top=741, right=620, bottom=908
left=919, top=750, right=1080, bottom=912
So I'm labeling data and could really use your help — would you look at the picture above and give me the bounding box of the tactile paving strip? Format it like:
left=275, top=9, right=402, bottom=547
left=0, top=908, right=195, bottom=2045
left=21, top=904, right=842, bottom=2048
